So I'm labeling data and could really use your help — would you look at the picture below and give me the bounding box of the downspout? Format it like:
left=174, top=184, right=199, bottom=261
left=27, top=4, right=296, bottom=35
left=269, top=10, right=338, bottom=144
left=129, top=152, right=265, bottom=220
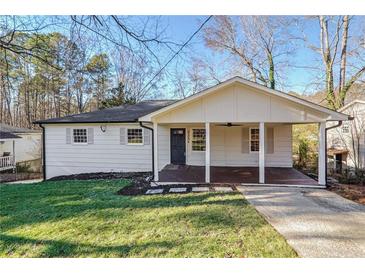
left=139, top=121, right=154, bottom=180
left=39, top=124, right=46, bottom=181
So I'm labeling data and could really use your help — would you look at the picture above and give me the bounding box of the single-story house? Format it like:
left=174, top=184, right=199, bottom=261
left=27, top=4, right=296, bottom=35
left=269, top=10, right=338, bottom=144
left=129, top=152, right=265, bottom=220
left=34, top=76, right=350, bottom=186
left=0, top=123, right=42, bottom=172
left=0, top=130, right=20, bottom=172
left=327, top=100, right=365, bottom=173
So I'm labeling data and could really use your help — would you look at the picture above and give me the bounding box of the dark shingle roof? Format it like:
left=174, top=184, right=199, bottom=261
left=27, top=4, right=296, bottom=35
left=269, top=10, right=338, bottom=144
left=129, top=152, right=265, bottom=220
left=0, top=131, right=21, bottom=139
left=34, top=100, right=177, bottom=124
left=0, top=123, right=40, bottom=133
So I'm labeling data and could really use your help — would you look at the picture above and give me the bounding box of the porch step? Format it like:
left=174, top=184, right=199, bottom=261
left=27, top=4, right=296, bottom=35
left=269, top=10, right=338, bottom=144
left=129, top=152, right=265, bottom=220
left=146, top=189, right=164, bottom=195
left=213, top=186, right=233, bottom=192
left=169, top=187, right=187, bottom=193
left=192, top=187, right=210, bottom=192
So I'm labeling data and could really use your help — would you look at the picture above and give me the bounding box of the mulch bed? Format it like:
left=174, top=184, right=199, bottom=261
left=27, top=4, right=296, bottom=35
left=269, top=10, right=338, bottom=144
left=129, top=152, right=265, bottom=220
left=117, top=183, right=239, bottom=196
left=328, top=183, right=365, bottom=205
left=48, top=171, right=239, bottom=196
left=48, top=171, right=152, bottom=182
left=48, top=172, right=153, bottom=195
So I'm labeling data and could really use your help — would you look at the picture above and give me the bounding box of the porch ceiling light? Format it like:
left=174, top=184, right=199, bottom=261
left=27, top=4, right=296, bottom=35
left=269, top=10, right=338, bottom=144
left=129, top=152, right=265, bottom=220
left=216, top=122, right=241, bottom=127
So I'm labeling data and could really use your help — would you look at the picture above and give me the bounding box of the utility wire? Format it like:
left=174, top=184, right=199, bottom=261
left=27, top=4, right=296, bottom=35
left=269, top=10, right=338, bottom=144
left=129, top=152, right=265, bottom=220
left=140, top=15, right=213, bottom=94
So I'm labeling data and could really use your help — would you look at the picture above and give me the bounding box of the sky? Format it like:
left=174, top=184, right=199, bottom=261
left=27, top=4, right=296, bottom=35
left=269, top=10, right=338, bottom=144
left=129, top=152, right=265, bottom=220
left=161, top=16, right=319, bottom=94
left=4, top=15, right=363, bottom=98
left=156, top=15, right=364, bottom=95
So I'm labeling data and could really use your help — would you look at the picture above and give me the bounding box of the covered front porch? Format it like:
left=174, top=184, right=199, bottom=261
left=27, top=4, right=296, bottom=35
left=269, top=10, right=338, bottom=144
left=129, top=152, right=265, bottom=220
left=138, top=77, right=349, bottom=187
left=158, top=165, right=318, bottom=186
left=151, top=121, right=327, bottom=186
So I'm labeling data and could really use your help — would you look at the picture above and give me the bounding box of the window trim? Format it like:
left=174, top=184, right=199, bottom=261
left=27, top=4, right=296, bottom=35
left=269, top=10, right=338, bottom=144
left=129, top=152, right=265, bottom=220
left=72, top=128, right=88, bottom=145
left=249, top=127, right=260, bottom=153
left=191, top=128, right=206, bottom=152
left=127, top=127, right=144, bottom=146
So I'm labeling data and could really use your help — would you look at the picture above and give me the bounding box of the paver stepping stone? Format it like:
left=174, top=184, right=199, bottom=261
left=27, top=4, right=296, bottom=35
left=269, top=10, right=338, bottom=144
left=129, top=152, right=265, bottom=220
left=146, top=189, right=164, bottom=194
left=214, top=186, right=233, bottom=192
left=192, top=187, right=210, bottom=192
left=169, top=187, right=187, bottom=193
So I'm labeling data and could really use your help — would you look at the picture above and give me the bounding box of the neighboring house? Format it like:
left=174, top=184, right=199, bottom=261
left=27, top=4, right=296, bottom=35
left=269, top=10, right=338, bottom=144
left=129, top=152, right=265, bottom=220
left=0, top=123, right=42, bottom=172
left=327, top=100, right=365, bottom=173
left=34, top=77, right=349, bottom=185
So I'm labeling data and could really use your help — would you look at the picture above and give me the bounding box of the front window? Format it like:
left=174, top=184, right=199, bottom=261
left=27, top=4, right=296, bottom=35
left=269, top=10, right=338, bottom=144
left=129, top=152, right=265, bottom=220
left=342, top=124, right=349, bottom=133
left=250, top=128, right=259, bottom=152
left=73, top=129, right=87, bottom=143
left=192, top=129, right=206, bottom=151
left=127, top=128, right=143, bottom=144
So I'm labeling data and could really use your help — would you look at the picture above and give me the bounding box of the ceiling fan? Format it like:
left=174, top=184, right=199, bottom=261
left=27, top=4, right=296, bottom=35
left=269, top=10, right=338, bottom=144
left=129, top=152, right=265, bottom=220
left=215, top=122, right=242, bottom=127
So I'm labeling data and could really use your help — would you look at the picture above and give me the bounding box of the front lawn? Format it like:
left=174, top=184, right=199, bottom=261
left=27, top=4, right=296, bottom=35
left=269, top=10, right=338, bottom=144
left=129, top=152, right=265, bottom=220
left=0, top=180, right=297, bottom=257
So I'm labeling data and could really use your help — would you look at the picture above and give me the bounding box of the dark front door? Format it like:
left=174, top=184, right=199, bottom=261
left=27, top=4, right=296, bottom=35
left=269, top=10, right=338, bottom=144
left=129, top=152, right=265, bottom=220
left=170, top=128, right=186, bottom=165
left=335, top=153, right=342, bottom=173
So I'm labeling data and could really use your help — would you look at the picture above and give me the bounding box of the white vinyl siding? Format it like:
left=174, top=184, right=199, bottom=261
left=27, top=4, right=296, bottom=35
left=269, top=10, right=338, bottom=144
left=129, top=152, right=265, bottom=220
left=153, top=83, right=330, bottom=124
left=211, top=124, right=292, bottom=167
left=156, top=124, right=292, bottom=170
left=45, top=124, right=152, bottom=179
left=157, top=125, right=170, bottom=170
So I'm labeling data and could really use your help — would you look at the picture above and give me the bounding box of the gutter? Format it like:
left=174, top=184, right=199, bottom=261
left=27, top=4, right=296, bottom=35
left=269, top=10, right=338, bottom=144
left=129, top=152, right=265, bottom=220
left=33, top=120, right=137, bottom=125
left=139, top=121, right=154, bottom=180
left=39, top=124, right=46, bottom=181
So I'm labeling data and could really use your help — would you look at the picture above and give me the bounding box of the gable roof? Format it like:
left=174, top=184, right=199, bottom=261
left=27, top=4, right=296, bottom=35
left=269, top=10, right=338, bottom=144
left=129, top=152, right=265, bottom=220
left=0, top=123, right=40, bottom=133
left=338, top=100, right=365, bottom=112
left=139, top=76, right=350, bottom=122
left=0, top=131, right=21, bottom=140
left=34, top=100, right=176, bottom=124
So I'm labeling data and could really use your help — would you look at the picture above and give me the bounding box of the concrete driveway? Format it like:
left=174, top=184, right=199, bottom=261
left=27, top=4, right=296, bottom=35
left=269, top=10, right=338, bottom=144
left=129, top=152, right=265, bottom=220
left=237, top=186, right=365, bottom=258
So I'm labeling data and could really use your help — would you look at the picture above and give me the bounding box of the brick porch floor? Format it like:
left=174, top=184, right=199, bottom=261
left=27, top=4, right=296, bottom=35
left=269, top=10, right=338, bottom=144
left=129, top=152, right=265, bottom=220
left=158, top=165, right=318, bottom=185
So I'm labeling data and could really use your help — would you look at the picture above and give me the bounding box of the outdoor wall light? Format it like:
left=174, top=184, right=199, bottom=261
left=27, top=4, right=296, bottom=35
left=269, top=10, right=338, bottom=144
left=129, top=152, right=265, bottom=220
left=100, top=125, right=107, bottom=132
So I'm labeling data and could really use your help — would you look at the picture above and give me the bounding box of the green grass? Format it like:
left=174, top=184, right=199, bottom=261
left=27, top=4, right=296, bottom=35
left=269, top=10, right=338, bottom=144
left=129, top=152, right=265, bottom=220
left=0, top=180, right=297, bottom=258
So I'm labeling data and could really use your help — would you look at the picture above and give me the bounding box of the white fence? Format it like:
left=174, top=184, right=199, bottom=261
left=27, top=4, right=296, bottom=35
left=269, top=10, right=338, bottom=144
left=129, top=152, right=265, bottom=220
left=0, top=156, right=15, bottom=171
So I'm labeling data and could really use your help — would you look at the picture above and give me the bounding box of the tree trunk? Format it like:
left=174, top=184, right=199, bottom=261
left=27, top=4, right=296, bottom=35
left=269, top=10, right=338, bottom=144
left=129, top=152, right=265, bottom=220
left=339, top=16, right=349, bottom=94
left=319, top=16, right=336, bottom=109
left=267, top=51, right=275, bottom=89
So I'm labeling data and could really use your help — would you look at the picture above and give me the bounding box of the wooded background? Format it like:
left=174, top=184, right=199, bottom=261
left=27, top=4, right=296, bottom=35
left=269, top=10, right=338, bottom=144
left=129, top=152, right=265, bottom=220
left=1, top=16, right=364, bottom=129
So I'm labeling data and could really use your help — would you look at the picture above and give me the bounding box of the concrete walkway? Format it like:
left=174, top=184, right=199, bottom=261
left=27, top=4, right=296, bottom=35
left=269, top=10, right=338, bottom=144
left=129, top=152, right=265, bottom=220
left=237, top=186, right=365, bottom=258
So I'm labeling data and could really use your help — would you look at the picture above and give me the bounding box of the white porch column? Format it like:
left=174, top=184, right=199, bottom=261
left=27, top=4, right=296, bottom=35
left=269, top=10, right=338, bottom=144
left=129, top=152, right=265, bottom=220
left=205, top=122, right=210, bottom=183
left=259, top=122, right=265, bottom=184
left=318, top=122, right=326, bottom=185
left=153, top=122, right=159, bottom=182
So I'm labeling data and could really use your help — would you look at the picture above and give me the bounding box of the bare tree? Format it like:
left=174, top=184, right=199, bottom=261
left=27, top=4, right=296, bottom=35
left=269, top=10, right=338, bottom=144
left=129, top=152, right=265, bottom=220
left=170, top=56, right=223, bottom=99
left=316, top=16, right=365, bottom=109
left=203, top=16, right=296, bottom=90
left=0, top=16, right=176, bottom=128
